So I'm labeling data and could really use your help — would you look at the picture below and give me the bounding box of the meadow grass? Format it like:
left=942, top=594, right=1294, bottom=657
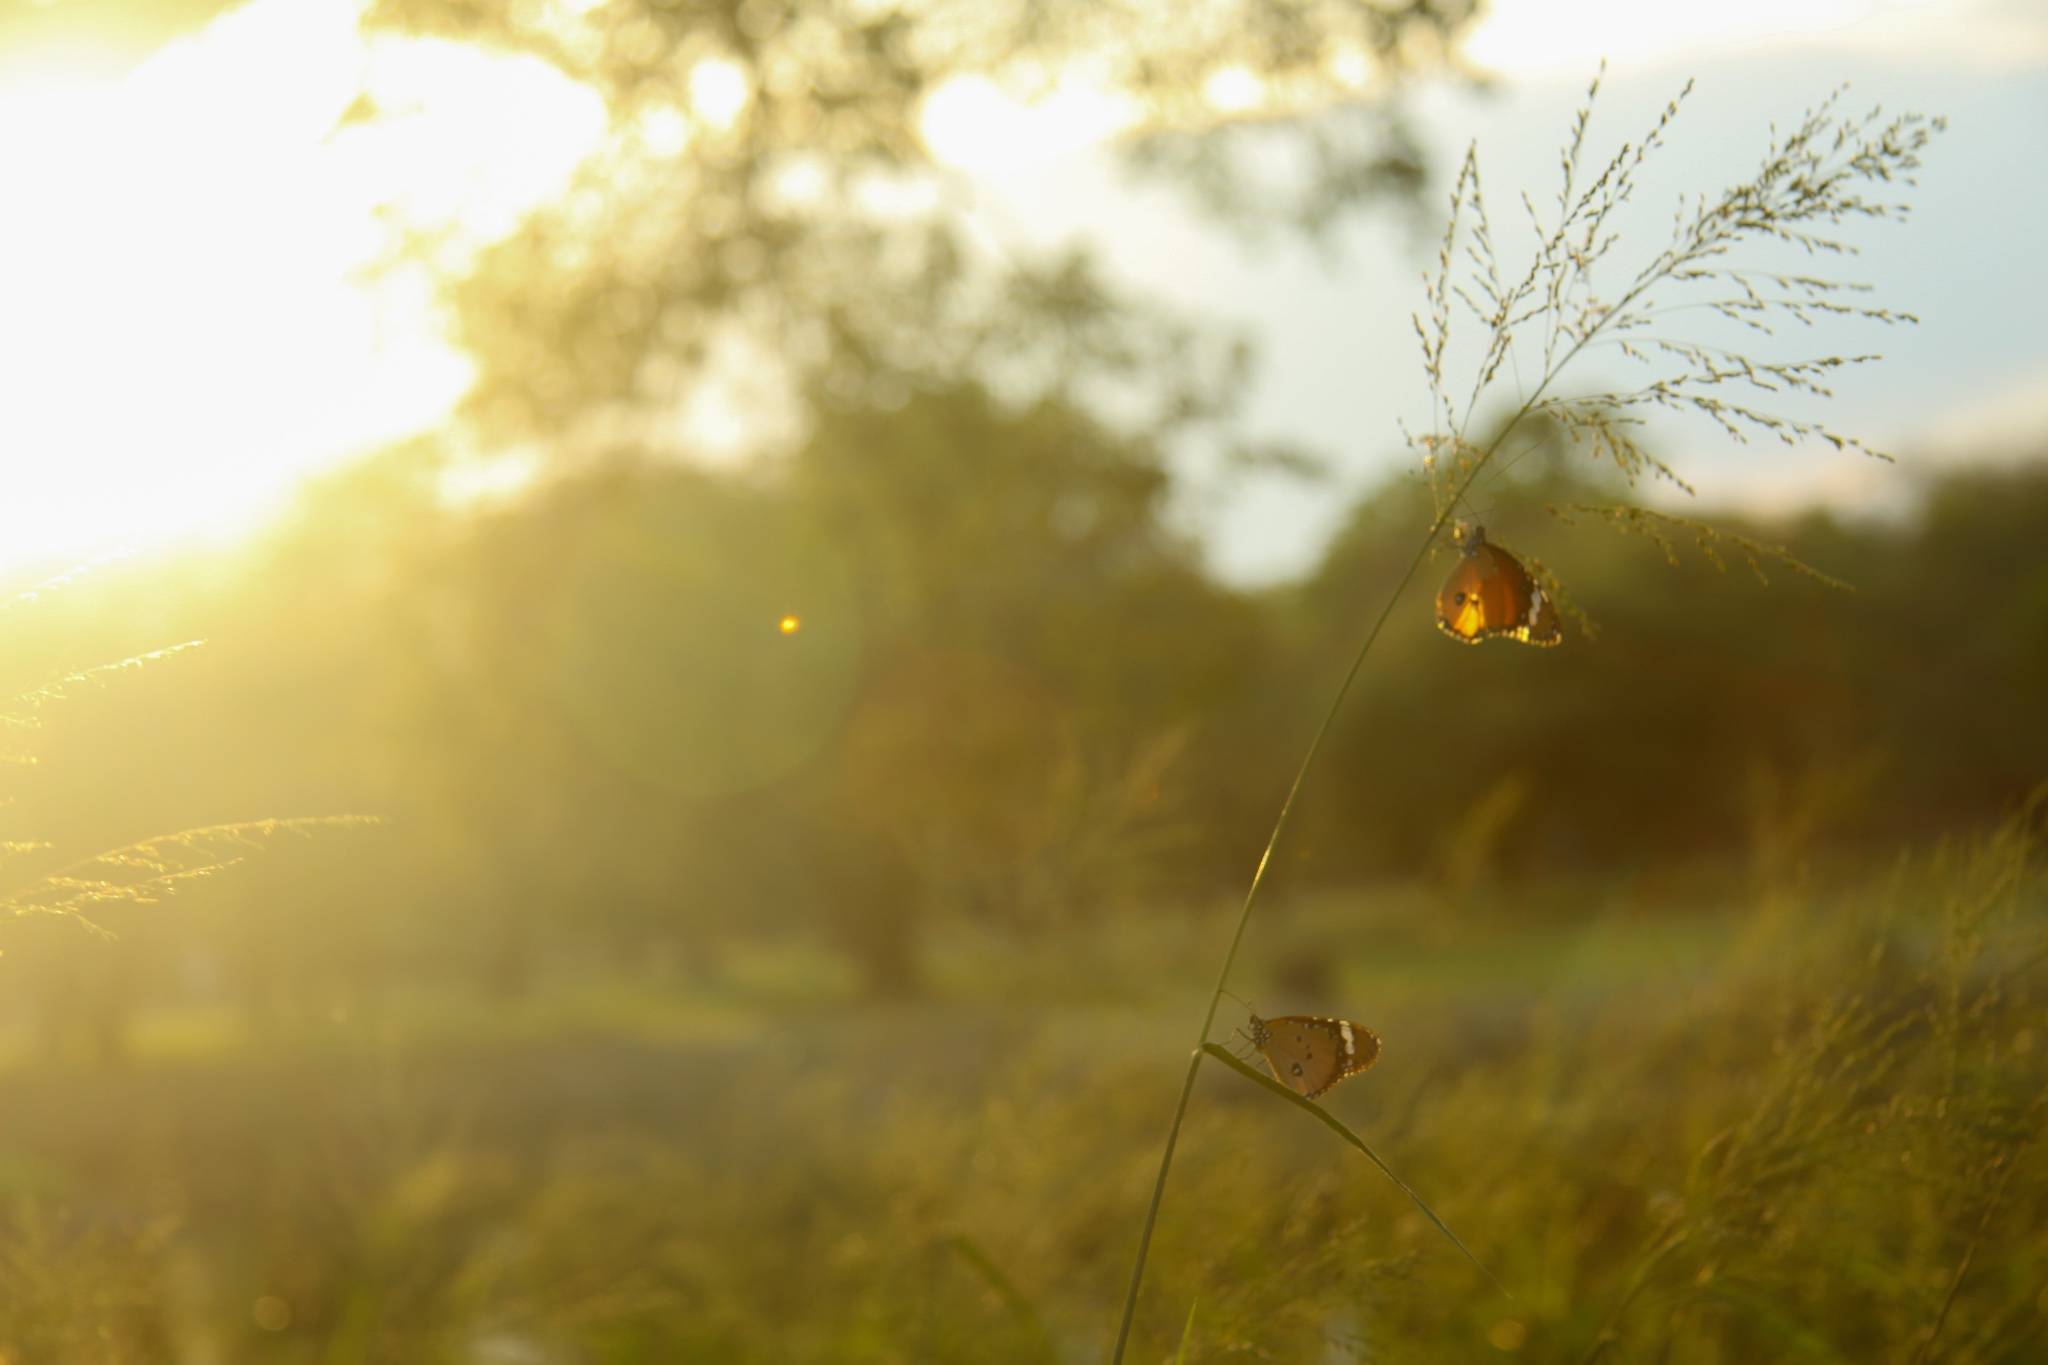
left=0, top=816, right=2038, bottom=1362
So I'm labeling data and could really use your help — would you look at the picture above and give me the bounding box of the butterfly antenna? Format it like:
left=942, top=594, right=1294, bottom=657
left=1213, top=991, right=1259, bottom=1060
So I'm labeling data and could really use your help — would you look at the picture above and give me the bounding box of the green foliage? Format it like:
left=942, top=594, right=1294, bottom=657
left=11, top=419, right=2043, bottom=1022
left=1287, top=460, right=2048, bottom=883
left=98, top=380, right=1256, bottom=995
left=803, top=382, right=1261, bottom=744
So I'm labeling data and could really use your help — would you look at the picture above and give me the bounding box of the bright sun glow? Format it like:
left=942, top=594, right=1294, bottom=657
left=689, top=56, right=751, bottom=130
left=919, top=74, right=1139, bottom=174
left=0, top=0, right=605, bottom=566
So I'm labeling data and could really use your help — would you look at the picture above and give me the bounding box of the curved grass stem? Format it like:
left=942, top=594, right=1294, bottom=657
left=1107, top=441, right=1512, bottom=1363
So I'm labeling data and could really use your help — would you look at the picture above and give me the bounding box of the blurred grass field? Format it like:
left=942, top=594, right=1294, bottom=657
left=0, top=815, right=2038, bottom=1364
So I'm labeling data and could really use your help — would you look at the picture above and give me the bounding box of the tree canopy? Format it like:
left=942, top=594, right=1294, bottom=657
left=363, top=0, right=1481, bottom=460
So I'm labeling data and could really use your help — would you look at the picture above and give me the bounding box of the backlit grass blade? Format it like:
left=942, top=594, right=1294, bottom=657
left=1203, top=1043, right=1510, bottom=1298
left=947, top=1234, right=1061, bottom=1362
left=1174, top=1298, right=1198, bottom=1365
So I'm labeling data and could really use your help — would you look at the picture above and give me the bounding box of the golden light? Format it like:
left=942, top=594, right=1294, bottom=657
left=0, top=0, right=605, bottom=565
left=918, top=74, right=1139, bottom=174
left=688, top=56, right=751, bottom=130
left=1201, top=66, right=1264, bottom=115
left=779, top=616, right=801, bottom=635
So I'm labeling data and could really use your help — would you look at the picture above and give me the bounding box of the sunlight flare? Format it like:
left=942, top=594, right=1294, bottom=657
left=918, top=73, right=1139, bottom=173
left=0, top=0, right=604, bottom=564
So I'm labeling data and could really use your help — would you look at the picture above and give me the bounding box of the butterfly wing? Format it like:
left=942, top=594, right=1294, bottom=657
left=1435, top=555, right=1490, bottom=642
left=1436, top=534, right=1561, bottom=647
left=1521, top=583, right=1562, bottom=646
left=1249, top=1015, right=1382, bottom=1099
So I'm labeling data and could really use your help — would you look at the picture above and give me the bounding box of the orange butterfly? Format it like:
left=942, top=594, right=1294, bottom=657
left=1247, top=1013, right=1382, bottom=1100
left=1435, top=523, right=1562, bottom=647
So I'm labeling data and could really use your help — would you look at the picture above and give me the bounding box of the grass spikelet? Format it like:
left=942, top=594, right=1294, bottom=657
left=0, top=642, right=209, bottom=765
left=0, top=545, right=139, bottom=612
left=0, top=816, right=383, bottom=930
left=1558, top=503, right=1850, bottom=586
left=1419, top=79, right=1941, bottom=592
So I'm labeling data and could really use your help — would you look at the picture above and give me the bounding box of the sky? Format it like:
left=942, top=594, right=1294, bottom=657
left=956, top=0, right=2048, bottom=580
left=0, top=0, right=2038, bottom=583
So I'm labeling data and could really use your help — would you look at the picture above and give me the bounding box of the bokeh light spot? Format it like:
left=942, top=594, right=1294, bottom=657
left=689, top=56, right=751, bottom=129
left=545, top=484, right=861, bottom=798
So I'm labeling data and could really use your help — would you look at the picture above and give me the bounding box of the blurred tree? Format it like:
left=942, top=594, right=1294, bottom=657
left=799, top=380, right=1257, bottom=748
left=362, top=0, right=1481, bottom=461
left=6, top=437, right=2041, bottom=1021
left=373, top=382, right=1267, bottom=994
left=1283, top=451, right=2048, bottom=888
left=340, top=0, right=1485, bottom=986
left=802, top=381, right=1267, bottom=974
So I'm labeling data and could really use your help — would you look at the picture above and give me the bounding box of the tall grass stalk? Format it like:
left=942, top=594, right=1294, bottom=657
left=1109, top=71, right=1941, bottom=1363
